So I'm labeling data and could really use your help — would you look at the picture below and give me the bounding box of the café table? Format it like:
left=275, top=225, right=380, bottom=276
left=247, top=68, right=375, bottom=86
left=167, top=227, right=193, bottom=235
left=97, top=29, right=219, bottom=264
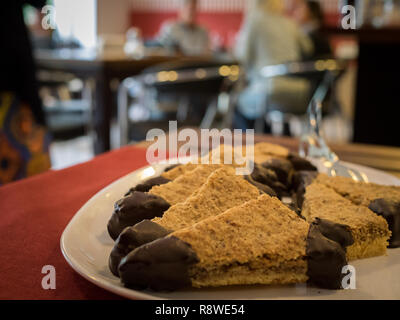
left=35, top=49, right=235, bottom=155
left=1, top=136, right=400, bottom=299
left=35, top=48, right=180, bottom=155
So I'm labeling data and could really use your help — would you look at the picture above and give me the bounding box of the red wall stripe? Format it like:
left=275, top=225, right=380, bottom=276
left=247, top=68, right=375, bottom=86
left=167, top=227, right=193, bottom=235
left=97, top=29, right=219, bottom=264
left=130, top=11, right=244, bottom=48
left=129, top=0, right=341, bottom=48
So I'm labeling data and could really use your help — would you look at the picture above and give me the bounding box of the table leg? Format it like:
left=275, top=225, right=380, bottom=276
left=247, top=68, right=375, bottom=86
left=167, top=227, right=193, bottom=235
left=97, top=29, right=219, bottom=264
left=93, top=76, right=112, bottom=154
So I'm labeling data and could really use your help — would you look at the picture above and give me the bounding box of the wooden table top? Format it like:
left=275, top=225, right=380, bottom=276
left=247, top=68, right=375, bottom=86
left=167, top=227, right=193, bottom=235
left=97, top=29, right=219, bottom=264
left=34, top=49, right=233, bottom=70
left=136, top=134, right=400, bottom=179
left=34, top=48, right=180, bottom=76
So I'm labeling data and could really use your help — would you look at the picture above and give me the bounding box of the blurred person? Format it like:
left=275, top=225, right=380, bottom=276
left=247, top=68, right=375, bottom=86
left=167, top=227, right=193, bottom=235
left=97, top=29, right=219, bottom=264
left=292, top=0, right=332, bottom=59
left=0, top=1, right=51, bottom=185
left=383, top=0, right=400, bottom=27
left=156, top=0, right=210, bottom=56
left=234, top=0, right=314, bottom=130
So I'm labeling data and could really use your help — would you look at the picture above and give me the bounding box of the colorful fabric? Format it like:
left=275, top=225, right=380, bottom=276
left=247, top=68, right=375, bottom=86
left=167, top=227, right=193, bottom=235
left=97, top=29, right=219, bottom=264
left=0, top=92, right=51, bottom=185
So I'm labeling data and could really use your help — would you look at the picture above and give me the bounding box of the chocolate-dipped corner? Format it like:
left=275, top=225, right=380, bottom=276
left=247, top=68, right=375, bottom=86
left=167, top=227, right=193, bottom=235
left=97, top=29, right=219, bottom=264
left=119, top=236, right=199, bottom=291
left=369, top=198, right=400, bottom=248
left=125, top=176, right=171, bottom=195
left=288, top=153, right=318, bottom=172
left=125, top=163, right=179, bottom=196
left=261, top=158, right=294, bottom=187
left=249, top=164, right=287, bottom=198
left=163, top=164, right=180, bottom=172
left=109, top=220, right=172, bottom=276
left=107, top=191, right=170, bottom=240
left=244, top=175, right=277, bottom=198
left=306, top=218, right=354, bottom=289
left=313, top=218, right=354, bottom=248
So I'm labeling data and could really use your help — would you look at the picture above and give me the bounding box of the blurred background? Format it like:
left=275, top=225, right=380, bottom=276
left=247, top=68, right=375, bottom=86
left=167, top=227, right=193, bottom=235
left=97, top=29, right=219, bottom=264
left=1, top=0, right=400, bottom=184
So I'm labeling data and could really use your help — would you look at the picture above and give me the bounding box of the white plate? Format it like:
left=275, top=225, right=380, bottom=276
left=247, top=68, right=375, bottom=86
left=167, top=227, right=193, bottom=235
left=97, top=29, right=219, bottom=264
left=60, top=161, right=400, bottom=300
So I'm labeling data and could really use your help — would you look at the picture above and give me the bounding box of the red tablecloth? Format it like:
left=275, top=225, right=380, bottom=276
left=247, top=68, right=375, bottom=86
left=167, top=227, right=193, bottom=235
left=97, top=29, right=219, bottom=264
left=0, top=146, right=150, bottom=299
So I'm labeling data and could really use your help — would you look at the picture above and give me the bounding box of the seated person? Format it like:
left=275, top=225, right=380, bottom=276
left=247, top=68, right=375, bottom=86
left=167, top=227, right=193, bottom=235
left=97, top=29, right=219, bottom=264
left=156, top=0, right=210, bottom=56
left=234, top=0, right=314, bottom=129
left=292, top=0, right=332, bottom=59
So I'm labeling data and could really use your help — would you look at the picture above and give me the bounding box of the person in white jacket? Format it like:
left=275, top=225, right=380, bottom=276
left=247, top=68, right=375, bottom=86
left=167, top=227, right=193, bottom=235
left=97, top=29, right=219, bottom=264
left=234, top=0, right=314, bottom=129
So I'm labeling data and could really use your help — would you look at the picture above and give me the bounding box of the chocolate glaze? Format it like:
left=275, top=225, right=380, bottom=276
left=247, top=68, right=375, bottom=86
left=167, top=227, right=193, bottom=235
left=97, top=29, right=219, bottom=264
left=292, top=171, right=318, bottom=210
left=125, top=176, right=171, bottom=196
left=119, top=236, right=199, bottom=291
left=306, top=218, right=354, bottom=289
left=369, top=198, right=400, bottom=248
left=107, top=192, right=170, bottom=240
left=288, top=153, right=317, bottom=172
left=250, top=164, right=288, bottom=197
left=245, top=175, right=278, bottom=198
left=261, top=158, right=294, bottom=188
left=313, top=218, right=354, bottom=248
left=109, top=220, right=171, bottom=276
left=163, top=164, right=180, bottom=172
left=251, top=164, right=279, bottom=185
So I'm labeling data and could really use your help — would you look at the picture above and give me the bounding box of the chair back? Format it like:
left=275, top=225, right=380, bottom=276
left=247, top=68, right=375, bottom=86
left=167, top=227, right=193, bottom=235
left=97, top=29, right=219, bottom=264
left=138, top=58, right=238, bottom=95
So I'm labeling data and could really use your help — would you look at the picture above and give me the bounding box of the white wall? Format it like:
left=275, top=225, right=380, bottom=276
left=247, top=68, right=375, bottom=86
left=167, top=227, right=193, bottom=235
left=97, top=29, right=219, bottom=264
left=54, top=0, right=97, bottom=47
